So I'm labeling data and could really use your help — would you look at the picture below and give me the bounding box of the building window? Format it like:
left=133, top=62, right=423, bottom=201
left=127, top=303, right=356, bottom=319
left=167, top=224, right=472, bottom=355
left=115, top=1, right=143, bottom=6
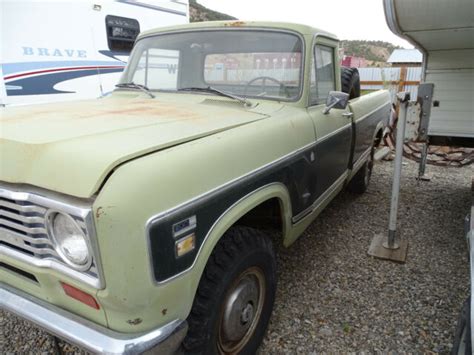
left=105, top=15, right=140, bottom=53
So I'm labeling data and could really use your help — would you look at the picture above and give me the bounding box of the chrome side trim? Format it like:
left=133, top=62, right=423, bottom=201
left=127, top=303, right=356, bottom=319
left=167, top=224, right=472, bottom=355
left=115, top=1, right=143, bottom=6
left=352, top=147, right=372, bottom=175
left=147, top=183, right=290, bottom=286
left=0, top=283, right=187, bottom=355
left=292, top=172, right=348, bottom=223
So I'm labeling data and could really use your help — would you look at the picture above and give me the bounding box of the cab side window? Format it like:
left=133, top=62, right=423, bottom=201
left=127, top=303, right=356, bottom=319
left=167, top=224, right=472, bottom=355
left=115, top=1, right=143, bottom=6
left=310, top=45, right=335, bottom=105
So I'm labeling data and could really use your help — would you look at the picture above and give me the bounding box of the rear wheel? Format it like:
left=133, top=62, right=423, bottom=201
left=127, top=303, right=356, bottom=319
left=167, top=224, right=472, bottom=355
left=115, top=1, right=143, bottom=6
left=341, top=67, right=361, bottom=99
left=182, top=226, right=277, bottom=354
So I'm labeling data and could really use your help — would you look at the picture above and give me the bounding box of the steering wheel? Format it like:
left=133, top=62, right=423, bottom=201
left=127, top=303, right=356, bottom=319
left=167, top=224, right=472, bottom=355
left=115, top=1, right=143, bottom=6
left=244, top=76, right=290, bottom=98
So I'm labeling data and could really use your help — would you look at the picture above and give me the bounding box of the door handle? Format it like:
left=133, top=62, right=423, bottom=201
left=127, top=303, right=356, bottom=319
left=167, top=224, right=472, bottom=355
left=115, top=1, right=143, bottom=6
left=342, top=112, right=353, bottom=119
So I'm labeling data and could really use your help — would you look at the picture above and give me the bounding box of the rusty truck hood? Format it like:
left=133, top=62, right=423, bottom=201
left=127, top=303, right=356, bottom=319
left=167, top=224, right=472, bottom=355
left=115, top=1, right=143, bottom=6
left=0, top=93, right=273, bottom=198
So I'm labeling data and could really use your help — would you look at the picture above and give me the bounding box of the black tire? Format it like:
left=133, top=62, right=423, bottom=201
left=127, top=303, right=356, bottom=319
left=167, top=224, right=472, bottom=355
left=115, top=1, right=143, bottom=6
left=348, top=146, right=374, bottom=194
left=182, top=226, right=277, bottom=355
left=341, top=67, right=361, bottom=99
left=452, top=296, right=472, bottom=355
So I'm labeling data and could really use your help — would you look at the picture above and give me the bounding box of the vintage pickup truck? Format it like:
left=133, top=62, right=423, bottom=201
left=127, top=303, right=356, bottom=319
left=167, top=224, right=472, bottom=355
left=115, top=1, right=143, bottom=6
left=0, top=21, right=390, bottom=354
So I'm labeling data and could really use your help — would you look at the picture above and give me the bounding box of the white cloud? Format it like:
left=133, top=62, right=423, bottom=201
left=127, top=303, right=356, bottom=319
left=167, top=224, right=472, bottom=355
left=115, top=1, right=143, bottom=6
left=197, top=0, right=413, bottom=48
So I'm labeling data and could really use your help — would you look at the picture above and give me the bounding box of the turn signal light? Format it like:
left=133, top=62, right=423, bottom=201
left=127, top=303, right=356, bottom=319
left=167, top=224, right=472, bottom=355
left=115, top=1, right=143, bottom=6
left=61, top=282, right=100, bottom=310
left=175, top=233, right=196, bottom=257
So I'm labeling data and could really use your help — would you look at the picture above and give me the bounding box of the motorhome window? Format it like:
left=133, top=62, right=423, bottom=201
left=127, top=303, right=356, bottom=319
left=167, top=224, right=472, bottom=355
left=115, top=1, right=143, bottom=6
left=106, top=15, right=140, bottom=53
left=120, top=30, right=303, bottom=101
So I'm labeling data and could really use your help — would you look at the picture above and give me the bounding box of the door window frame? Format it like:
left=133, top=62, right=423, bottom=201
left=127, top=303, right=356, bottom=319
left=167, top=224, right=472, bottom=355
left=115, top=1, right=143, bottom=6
left=308, top=43, right=337, bottom=107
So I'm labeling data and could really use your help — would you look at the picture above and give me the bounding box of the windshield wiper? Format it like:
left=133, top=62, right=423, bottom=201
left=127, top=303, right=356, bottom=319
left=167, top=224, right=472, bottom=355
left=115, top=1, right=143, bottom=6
left=178, top=86, right=251, bottom=107
left=115, top=82, right=156, bottom=98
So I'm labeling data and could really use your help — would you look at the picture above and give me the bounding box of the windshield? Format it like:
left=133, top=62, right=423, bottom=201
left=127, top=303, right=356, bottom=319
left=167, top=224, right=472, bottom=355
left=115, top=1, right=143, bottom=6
left=119, top=30, right=303, bottom=101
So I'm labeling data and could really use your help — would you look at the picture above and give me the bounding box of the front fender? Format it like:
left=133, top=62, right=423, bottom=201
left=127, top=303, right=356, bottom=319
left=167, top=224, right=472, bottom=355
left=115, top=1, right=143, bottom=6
left=191, top=183, right=293, bottom=281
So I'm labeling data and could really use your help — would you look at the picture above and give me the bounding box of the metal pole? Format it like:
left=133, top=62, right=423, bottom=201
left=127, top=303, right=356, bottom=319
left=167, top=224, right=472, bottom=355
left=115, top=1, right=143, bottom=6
left=384, top=92, right=410, bottom=250
left=418, top=142, right=429, bottom=179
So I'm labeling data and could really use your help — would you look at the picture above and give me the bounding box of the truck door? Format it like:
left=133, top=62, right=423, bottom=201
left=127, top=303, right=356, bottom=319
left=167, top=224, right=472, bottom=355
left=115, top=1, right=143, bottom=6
left=307, top=44, right=353, bottom=198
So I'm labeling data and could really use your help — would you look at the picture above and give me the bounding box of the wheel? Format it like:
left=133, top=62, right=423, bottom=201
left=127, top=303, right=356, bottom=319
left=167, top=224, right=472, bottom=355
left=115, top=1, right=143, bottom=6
left=341, top=67, right=361, bottom=99
left=453, top=296, right=472, bottom=355
left=348, top=146, right=374, bottom=194
left=182, top=226, right=277, bottom=354
left=244, top=76, right=290, bottom=98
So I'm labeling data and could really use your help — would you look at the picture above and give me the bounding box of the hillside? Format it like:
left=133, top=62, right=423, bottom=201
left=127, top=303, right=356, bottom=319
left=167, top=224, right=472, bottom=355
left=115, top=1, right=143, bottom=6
left=189, top=0, right=236, bottom=22
left=340, top=40, right=401, bottom=62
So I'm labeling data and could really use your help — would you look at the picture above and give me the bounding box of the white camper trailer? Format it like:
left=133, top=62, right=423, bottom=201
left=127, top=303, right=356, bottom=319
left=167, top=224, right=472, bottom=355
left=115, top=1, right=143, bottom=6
left=384, top=0, right=474, bottom=148
left=384, top=1, right=473, bottom=353
left=0, top=0, right=189, bottom=106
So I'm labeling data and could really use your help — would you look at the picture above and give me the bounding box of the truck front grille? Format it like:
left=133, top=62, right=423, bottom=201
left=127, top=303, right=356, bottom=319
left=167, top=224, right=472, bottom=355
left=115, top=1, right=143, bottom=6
left=0, top=196, right=57, bottom=258
left=0, top=190, right=100, bottom=283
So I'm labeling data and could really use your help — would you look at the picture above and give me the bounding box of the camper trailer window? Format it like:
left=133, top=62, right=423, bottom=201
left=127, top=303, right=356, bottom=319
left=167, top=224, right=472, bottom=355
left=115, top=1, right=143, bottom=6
left=106, top=15, right=140, bottom=53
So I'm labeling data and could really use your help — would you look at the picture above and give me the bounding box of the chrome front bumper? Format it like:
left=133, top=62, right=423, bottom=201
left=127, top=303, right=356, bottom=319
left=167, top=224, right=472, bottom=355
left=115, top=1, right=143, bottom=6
left=0, top=283, right=187, bottom=354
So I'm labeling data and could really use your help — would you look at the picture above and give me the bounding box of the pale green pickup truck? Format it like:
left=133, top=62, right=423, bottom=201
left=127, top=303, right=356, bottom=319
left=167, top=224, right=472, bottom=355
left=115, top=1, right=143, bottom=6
left=0, top=21, right=390, bottom=354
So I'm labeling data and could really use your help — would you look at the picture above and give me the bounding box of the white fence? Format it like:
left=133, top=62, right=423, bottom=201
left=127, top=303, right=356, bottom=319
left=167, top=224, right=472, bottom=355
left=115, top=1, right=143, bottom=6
left=358, top=67, right=422, bottom=102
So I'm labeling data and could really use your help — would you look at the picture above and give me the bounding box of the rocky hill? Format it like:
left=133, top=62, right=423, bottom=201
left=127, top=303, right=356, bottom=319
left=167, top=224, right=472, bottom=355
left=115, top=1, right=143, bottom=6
left=189, top=0, right=236, bottom=22
left=340, top=40, right=401, bottom=62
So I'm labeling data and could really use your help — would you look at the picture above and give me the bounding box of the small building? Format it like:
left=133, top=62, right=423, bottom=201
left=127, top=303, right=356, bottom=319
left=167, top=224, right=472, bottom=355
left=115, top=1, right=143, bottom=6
left=341, top=55, right=368, bottom=68
left=387, top=49, right=422, bottom=67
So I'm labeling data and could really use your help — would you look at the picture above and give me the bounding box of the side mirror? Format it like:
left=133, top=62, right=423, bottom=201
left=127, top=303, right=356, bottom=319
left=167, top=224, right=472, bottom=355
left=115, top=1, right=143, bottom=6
left=323, top=91, right=349, bottom=114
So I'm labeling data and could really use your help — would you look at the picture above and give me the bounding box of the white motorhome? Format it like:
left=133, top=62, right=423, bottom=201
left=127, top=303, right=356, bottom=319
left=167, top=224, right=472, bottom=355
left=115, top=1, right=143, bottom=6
left=0, top=0, right=189, bottom=106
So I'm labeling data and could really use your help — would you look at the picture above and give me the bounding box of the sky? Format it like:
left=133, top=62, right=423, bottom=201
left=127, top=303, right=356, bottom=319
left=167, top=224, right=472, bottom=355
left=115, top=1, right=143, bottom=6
left=197, top=0, right=413, bottom=48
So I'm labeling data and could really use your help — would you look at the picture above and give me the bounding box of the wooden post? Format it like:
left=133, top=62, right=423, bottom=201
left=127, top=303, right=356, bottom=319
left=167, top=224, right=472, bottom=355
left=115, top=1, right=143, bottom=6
left=398, top=66, right=408, bottom=93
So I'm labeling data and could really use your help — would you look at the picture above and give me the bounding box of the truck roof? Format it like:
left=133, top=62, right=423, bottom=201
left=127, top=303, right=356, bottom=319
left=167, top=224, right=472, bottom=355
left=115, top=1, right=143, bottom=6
left=138, top=20, right=338, bottom=40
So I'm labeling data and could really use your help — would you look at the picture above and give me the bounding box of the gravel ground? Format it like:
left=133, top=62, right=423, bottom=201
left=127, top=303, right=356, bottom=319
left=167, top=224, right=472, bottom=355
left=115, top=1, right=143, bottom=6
left=260, top=159, right=472, bottom=354
left=1, top=159, right=472, bottom=354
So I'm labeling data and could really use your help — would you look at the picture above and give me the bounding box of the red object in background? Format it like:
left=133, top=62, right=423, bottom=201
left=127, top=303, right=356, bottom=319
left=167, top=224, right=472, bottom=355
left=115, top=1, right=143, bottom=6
left=61, top=282, right=100, bottom=310
left=341, top=56, right=367, bottom=68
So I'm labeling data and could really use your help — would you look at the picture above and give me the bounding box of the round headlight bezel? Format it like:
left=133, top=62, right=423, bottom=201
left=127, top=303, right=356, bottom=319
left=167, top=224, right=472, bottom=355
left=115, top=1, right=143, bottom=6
left=45, top=210, right=93, bottom=271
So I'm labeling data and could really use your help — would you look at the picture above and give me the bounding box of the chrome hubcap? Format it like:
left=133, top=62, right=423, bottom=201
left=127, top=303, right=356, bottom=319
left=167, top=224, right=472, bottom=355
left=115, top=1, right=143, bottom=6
left=218, top=267, right=265, bottom=353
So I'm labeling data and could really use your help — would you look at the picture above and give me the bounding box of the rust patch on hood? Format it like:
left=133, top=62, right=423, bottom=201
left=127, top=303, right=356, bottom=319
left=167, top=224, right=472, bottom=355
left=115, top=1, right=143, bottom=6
left=1, top=99, right=205, bottom=123
left=85, top=102, right=201, bottom=120
left=224, top=21, right=246, bottom=27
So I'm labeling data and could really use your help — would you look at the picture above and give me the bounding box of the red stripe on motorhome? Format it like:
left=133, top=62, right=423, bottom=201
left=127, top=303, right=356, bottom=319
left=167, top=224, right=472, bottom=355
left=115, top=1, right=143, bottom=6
left=4, top=66, right=125, bottom=81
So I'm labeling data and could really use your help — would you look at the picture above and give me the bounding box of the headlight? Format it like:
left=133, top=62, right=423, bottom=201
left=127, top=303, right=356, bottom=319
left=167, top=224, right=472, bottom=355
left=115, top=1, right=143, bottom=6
left=46, top=211, right=92, bottom=270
